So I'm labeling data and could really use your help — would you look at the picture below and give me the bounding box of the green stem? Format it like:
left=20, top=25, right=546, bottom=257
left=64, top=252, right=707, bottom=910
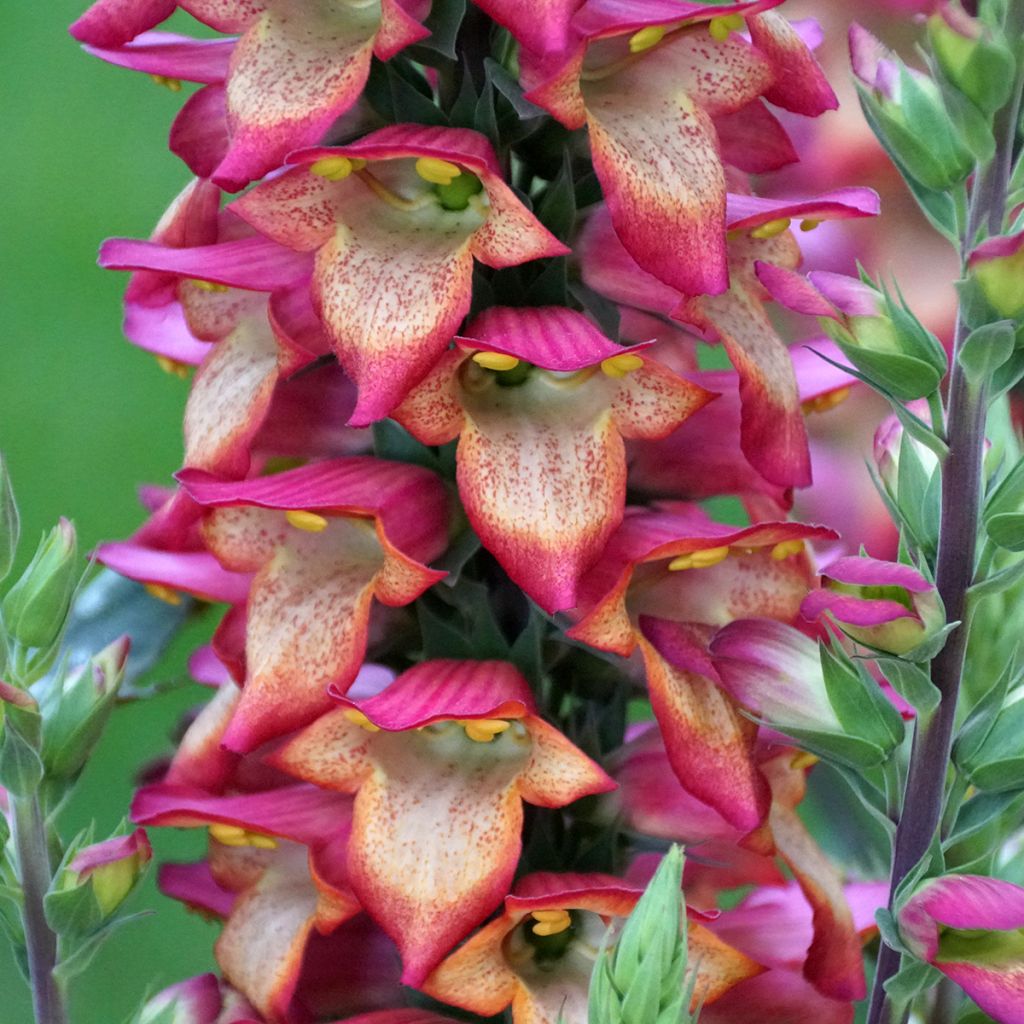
left=10, top=794, right=67, bottom=1024
left=866, top=13, right=1024, bottom=1021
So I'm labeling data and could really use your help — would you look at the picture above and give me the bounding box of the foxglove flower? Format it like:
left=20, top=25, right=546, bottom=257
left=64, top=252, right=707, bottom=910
left=270, top=659, right=614, bottom=984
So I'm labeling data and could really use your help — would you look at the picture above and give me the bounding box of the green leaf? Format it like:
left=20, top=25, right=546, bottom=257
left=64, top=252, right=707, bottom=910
left=834, top=338, right=944, bottom=402
left=986, top=512, right=1024, bottom=549
left=883, top=956, right=943, bottom=1015
left=371, top=420, right=441, bottom=472
left=957, top=320, right=1016, bottom=385
left=484, top=57, right=545, bottom=119
left=52, top=911, right=152, bottom=986
left=535, top=154, right=577, bottom=242
left=408, top=0, right=466, bottom=60
left=0, top=721, right=43, bottom=796
left=947, top=790, right=1024, bottom=847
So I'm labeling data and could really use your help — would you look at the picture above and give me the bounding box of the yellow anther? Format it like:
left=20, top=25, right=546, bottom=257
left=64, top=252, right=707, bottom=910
left=209, top=823, right=278, bottom=849
left=801, top=387, right=851, bottom=415
left=151, top=74, right=182, bottom=92
left=600, top=353, right=645, bottom=378
left=155, top=355, right=191, bottom=379
left=800, top=218, right=822, bottom=232
left=415, top=157, right=462, bottom=186
left=790, top=751, right=820, bottom=770
left=189, top=278, right=229, bottom=293
left=343, top=708, right=381, bottom=733
left=667, top=546, right=731, bottom=571
left=285, top=509, right=329, bottom=532
left=472, top=351, right=521, bottom=372
left=310, top=156, right=355, bottom=181
left=708, top=14, right=744, bottom=41
left=349, top=158, right=367, bottom=171
left=462, top=718, right=512, bottom=743
left=750, top=218, right=792, bottom=239
left=531, top=909, right=573, bottom=936
left=771, top=539, right=805, bottom=561
left=628, top=25, right=666, bottom=53
left=144, top=583, right=182, bottom=606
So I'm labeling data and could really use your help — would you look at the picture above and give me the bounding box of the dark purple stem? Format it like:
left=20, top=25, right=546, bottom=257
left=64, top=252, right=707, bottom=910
left=11, top=793, right=67, bottom=1024
left=866, top=21, right=1024, bottom=1021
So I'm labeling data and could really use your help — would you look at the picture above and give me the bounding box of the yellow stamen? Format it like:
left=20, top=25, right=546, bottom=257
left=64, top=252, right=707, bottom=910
left=209, top=822, right=278, bottom=849
left=801, top=387, right=851, bottom=415
left=151, top=74, right=182, bottom=92
left=708, top=14, right=744, bottom=41
left=600, top=353, right=645, bottom=378
left=628, top=26, right=666, bottom=53
left=144, top=583, right=182, bottom=606
left=462, top=718, right=512, bottom=743
left=472, top=351, right=520, bottom=372
left=189, top=278, right=229, bottom=293
left=285, top=509, right=329, bottom=533
left=310, top=156, right=355, bottom=181
left=343, top=708, right=380, bottom=733
left=155, top=355, right=191, bottom=379
left=667, top=546, right=730, bottom=571
left=800, top=218, right=822, bottom=232
left=771, top=539, right=805, bottom=561
left=349, top=158, right=367, bottom=171
left=531, top=909, right=572, bottom=935
left=750, top=217, right=792, bottom=239
left=415, top=157, right=462, bottom=186
left=790, top=751, right=820, bottom=770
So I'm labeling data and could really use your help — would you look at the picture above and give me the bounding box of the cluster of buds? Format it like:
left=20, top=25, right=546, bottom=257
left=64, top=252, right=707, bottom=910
left=58, top=0, right=1015, bottom=1022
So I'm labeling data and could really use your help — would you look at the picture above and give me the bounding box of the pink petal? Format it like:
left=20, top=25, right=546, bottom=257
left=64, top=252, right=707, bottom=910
left=171, top=83, right=231, bottom=179
left=713, top=101, right=798, bottom=173
left=70, top=0, right=176, bottom=46
left=747, top=11, right=838, bottom=115
left=82, top=31, right=234, bottom=83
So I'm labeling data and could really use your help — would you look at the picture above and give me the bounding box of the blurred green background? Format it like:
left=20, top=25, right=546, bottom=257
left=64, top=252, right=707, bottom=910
left=2, top=5, right=226, bottom=1021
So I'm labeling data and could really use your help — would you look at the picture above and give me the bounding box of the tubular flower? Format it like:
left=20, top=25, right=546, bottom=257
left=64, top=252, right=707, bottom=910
left=521, top=1, right=836, bottom=296
left=268, top=659, right=615, bottom=985
left=131, top=973, right=259, bottom=1024
left=581, top=189, right=878, bottom=487
left=177, top=458, right=450, bottom=751
left=421, top=871, right=762, bottom=1024
left=231, top=125, right=568, bottom=425
left=568, top=502, right=835, bottom=834
left=132, top=783, right=361, bottom=1022
left=898, top=875, right=1024, bottom=1024
left=800, top=555, right=943, bottom=656
left=101, top=218, right=333, bottom=478
left=75, top=0, right=432, bottom=190
left=394, top=305, right=715, bottom=612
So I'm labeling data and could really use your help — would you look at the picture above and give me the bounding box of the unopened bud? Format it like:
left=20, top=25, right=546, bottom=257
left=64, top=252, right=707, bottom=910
left=2, top=518, right=77, bottom=649
left=69, top=828, right=152, bottom=916
left=41, top=636, right=130, bottom=781
left=928, top=6, right=1015, bottom=115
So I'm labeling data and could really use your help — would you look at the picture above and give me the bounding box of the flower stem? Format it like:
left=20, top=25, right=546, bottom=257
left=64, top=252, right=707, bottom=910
left=11, top=793, right=67, bottom=1024
left=866, top=21, right=1024, bottom=1020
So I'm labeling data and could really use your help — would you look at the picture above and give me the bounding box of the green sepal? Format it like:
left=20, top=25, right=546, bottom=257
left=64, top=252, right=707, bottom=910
left=883, top=955, right=943, bottom=1022
left=484, top=57, right=546, bottom=120
left=899, top=620, right=958, bottom=664
left=984, top=454, right=1024, bottom=550
left=929, top=11, right=1015, bottom=114
left=953, top=650, right=1018, bottom=766
left=52, top=911, right=152, bottom=987
left=875, top=657, right=942, bottom=716
left=535, top=154, right=577, bottom=241
left=364, top=59, right=446, bottom=126
left=894, top=431, right=941, bottom=555
left=946, top=790, right=1024, bottom=848
left=821, top=643, right=906, bottom=750
left=0, top=715, right=43, bottom=797
left=957, top=320, right=1016, bottom=385
left=757, top=720, right=890, bottom=770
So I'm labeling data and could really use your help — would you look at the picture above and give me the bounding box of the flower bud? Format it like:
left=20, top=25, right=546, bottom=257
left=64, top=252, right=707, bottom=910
left=68, top=828, right=152, bottom=917
left=802, top=556, right=945, bottom=657
left=2, top=518, right=77, bottom=650
left=928, top=5, right=1015, bottom=115
left=133, top=975, right=225, bottom=1024
left=0, top=454, right=18, bottom=583
left=40, top=636, right=130, bottom=781
left=589, top=845, right=690, bottom=1024
left=711, top=618, right=905, bottom=768
left=968, top=231, right=1024, bottom=320
left=851, top=23, right=973, bottom=191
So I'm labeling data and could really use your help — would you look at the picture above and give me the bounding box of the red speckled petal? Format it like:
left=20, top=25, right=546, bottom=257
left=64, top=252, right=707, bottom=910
left=171, top=83, right=231, bottom=179
left=392, top=349, right=467, bottom=445
left=348, top=728, right=531, bottom=985
left=178, top=0, right=266, bottom=34
left=639, top=634, right=771, bottom=835
left=212, top=6, right=381, bottom=190
left=582, top=30, right=772, bottom=296
left=747, top=11, right=838, bottom=116
left=611, top=357, right=716, bottom=440
left=518, top=716, right=616, bottom=806
left=474, top=0, right=581, bottom=55
left=269, top=708, right=376, bottom=794
left=165, top=681, right=241, bottom=792
left=454, top=369, right=627, bottom=613
left=183, top=308, right=289, bottom=477
left=713, top=100, right=797, bottom=173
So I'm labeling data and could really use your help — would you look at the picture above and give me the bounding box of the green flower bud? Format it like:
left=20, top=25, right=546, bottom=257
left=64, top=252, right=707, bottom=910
left=2, top=518, right=77, bottom=650
left=928, top=6, right=1015, bottom=115
left=40, top=636, right=129, bottom=782
left=589, top=846, right=691, bottom=1024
